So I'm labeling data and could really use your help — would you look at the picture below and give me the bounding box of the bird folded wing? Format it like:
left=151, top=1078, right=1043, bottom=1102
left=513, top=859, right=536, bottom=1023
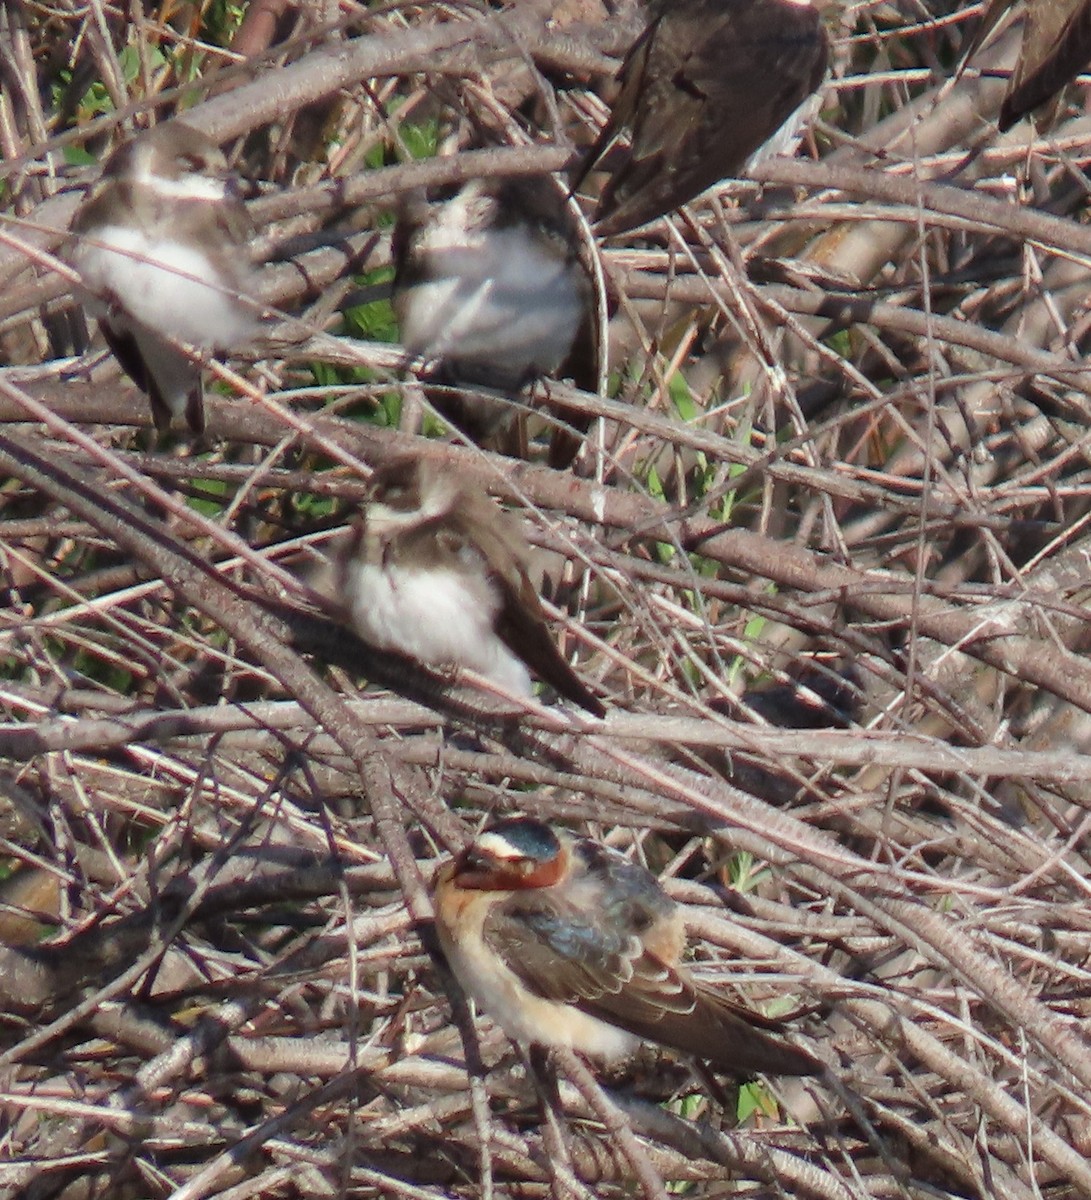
left=483, top=890, right=819, bottom=1075
left=483, top=892, right=692, bottom=1021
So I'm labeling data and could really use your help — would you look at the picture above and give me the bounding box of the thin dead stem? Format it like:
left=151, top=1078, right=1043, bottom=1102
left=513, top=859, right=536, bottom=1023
left=2, top=2, right=1091, bottom=1198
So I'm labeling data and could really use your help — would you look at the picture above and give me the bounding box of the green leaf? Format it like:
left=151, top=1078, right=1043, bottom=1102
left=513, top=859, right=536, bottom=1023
left=669, top=370, right=698, bottom=421
left=187, top=477, right=229, bottom=519
left=401, top=119, right=441, bottom=161
left=737, top=1081, right=778, bottom=1122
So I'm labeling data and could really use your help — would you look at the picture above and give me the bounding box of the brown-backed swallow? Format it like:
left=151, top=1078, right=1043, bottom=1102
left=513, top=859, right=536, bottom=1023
left=69, top=122, right=258, bottom=435
left=335, top=459, right=605, bottom=717
left=575, top=0, right=829, bottom=237
left=995, top=0, right=1091, bottom=131
left=432, top=817, right=818, bottom=1075
left=392, top=175, right=597, bottom=454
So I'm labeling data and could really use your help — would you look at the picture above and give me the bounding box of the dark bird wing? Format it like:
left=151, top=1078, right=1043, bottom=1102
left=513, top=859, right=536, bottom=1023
left=491, top=569, right=606, bottom=717
left=451, top=501, right=606, bottom=718
left=999, top=0, right=1091, bottom=130
left=96, top=321, right=153, bottom=409
left=581, top=0, right=828, bottom=237
left=98, top=320, right=204, bottom=434
left=482, top=885, right=818, bottom=1076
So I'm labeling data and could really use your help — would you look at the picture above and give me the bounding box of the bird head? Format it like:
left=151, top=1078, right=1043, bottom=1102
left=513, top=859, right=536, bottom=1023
left=101, top=122, right=241, bottom=200
left=452, top=819, right=570, bottom=891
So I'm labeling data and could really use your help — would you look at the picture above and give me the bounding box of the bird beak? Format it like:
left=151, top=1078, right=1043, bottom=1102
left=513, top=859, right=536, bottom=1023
left=450, top=847, right=500, bottom=891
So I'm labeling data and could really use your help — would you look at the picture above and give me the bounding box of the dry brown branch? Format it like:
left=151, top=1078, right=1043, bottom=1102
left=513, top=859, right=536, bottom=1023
left=5, top=2, right=1091, bottom=1198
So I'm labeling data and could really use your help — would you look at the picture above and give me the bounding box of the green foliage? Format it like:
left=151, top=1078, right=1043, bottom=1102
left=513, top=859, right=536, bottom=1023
left=201, top=1, right=248, bottom=46
left=341, top=268, right=398, bottom=344
left=329, top=264, right=445, bottom=436
left=311, top=266, right=400, bottom=418
left=358, top=115, right=441, bottom=171
left=187, top=477, right=229, bottom=519
left=374, top=390, right=403, bottom=429
left=668, top=1091, right=704, bottom=1120
left=825, top=327, right=852, bottom=359
left=724, top=610, right=771, bottom=687
left=668, top=369, right=698, bottom=421
left=56, top=43, right=168, bottom=124
left=63, top=143, right=98, bottom=168
left=737, top=1080, right=780, bottom=1123
left=289, top=489, right=336, bottom=522
left=401, top=120, right=440, bottom=160
left=725, top=850, right=770, bottom=894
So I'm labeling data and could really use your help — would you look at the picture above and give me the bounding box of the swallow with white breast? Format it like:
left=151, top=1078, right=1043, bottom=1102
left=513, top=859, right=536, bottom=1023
left=335, top=459, right=605, bottom=717
left=69, top=121, right=258, bottom=435
left=392, top=174, right=596, bottom=455
left=574, top=0, right=829, bottom=237
left=432, top=817, right=818, bottom=1075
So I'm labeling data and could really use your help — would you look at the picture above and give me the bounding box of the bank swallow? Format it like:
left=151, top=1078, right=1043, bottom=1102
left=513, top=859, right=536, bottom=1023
left=392, top=176, right=595, bottom=447
left=432, top=817, right=818, bottom=1075
left=335, top=459, right=605, bottom=716
left=996, top=0, right=1091, bottom=130
left=69, top=122, right=258, bottom=434
left=575, top=0, right=829, bottom=237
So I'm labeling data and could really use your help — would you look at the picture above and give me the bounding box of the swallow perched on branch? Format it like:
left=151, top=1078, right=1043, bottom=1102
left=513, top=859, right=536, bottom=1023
left=432, top=817, right=818, bottom=1075
left=69, top=122, right=259, bottom=435
left=575, top=0, right=829, bottom=237
left=393, top=175, right=598, bottom=458
left=335, top=459, right=605, bottom=717
left=967, top=0, right=1091, bottom=131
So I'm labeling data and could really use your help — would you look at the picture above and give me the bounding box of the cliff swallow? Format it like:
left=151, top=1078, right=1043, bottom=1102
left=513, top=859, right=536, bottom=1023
left=432, top=818, right=818, bottom=1075
left=69, top=122, right=258, bottom=434
left=575, top=0, right=829, bottom=237
left=335, top=459, right=605, bottom=716
left=392, top=175, right=596, bottom=451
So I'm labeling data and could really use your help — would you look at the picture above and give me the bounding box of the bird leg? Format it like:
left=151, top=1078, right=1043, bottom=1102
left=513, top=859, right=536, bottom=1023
left=549, top=1046, right=671, bottom=1200
left=526, top=1042, right=589, bottom=1200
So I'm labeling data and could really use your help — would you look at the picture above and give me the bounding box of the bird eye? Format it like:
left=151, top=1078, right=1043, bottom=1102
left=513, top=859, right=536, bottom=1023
left=460, top=847, right=530, bottom=878
left=461, top=848, right=493, bottom=874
